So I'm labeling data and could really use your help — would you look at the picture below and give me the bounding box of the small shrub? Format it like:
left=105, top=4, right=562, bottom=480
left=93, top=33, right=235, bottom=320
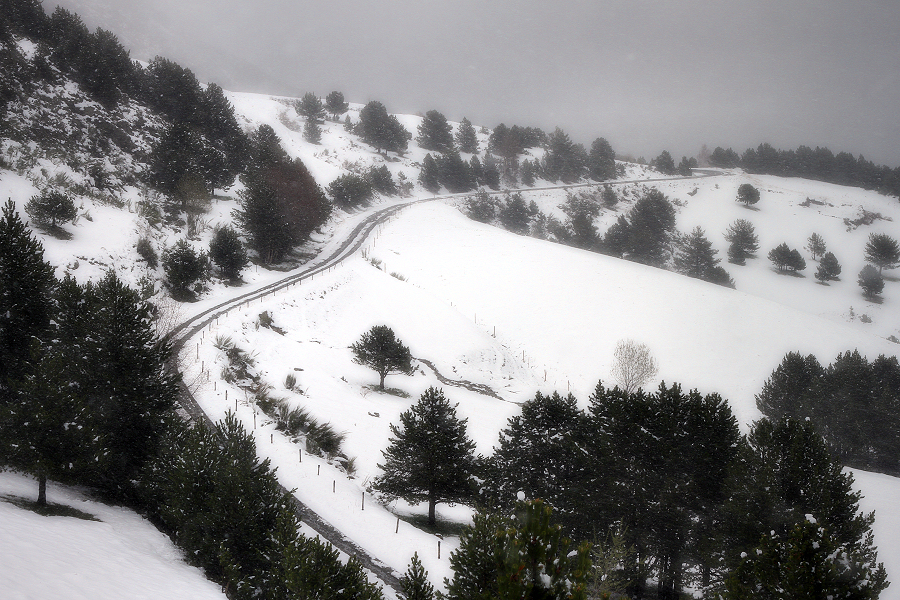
left=258, top=311, right=275, bottom=329
left=284, top=373, right=297, bottom=390
left=136, top=237, right=158, bottom=269
left=860, top=314, right=872, bottom=323
left=25, top=189, right=77, bottom=229
left=209, top=225, right=248, bottom=280
left=390, top=272, right=407, bottom=281
left=163, top=239, right=208, bottom=297
left=369, top=257, right=383, bottom=270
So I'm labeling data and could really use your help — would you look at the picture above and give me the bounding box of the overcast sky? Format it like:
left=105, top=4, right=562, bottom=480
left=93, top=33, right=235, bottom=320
left=55, top=0, right=900, bottom=167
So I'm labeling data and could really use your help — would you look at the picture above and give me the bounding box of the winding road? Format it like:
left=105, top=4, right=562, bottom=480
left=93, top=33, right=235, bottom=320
left=168, top=169, right=725, bottom=594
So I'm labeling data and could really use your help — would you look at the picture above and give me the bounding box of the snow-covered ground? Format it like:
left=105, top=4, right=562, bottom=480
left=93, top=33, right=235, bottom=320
left=0, top=471, right=226, bottom=600
left=3, top=85, right=900, bottom=597
left=183, top=200, right=900, bottom=596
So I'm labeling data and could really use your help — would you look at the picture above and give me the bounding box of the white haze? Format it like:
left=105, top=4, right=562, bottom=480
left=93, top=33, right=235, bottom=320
left=51, top=0, right=900, bottom=167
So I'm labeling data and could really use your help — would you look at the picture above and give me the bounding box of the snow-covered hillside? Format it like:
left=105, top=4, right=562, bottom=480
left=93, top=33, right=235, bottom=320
left=3, top=81, right=900, bottom=598
left=0, top=471, right=226, bottom=600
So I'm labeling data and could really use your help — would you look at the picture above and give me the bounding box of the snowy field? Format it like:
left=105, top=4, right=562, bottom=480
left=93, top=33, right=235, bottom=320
left=184, top=200, right=900, bottom=596
left=0, top=471, right=226, bottom=600
left=2, top=86, right=899, bottom=596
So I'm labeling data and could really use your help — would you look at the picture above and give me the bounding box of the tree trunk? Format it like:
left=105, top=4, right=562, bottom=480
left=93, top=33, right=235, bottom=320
left=37, top=471, right=47, bottom=506
left=428, top=497, right=436, bottom=527
left=378, top=371, right=386, bottom=390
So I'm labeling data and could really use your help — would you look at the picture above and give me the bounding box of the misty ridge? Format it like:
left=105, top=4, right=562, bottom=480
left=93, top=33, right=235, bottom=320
left=2, top=2, right=900, bottom=600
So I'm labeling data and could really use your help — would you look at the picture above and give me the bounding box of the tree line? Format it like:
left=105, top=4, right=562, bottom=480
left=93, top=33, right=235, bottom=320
left=371, top=382, right=888, bottom=599
left=709, top=143, right=900, bottom=199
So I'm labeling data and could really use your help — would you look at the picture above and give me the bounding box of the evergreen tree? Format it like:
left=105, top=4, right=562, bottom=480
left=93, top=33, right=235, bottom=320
left=148, top=121, right=210, bottom=197
left=437, top=150, right=476, bottom=193
left=351, top=325, right=413, bottom=390
left=444, top=510, right=505, bottom=600
left=486, top=391, right=587, bottom=534
left=858, top=264, right=884, bottom=298
left=0, top=199, right=55, bottom=391
left=864, top=232, right=900, bottom=273
left=400, top=553, right=434, bottom=600
left=601, top=185, right=618, bottom=208
left=455, top=117, right=479, bottom=154
left=673, top=226, right=721, bottom=280
left=465, top=190, right=495, bottom=223
left=815, top=251, right=842, bottom=282
left=324, top=90, right=349, bottom=120
left=720, top=417, right=882, bottom=588
left=497, top=193, right=531, bottom=235
left=418, top=153, right=441, bottom=193
left=709, top=147, right=740, bottom=168
left=587, top=382, right=740, bottom=597
left=651, top=150, right=676, bottom=175
left=358, top=100, right=410, bottom=154
left=201, top=83, right=249, bottom=179
left=142, top=56, right=205, bottom=126
left=622, top=189, right=677, bottom=266
left=736, top=183, right=760, bottom=206
left=496, top=500, right=591, bottom=600
left=588, top=137, right=616, bottom=181
left=328, top=173, right=373, bottom=209
left=296, top=92, right=325, bottom=122
left=806, top=232, right=826, bottom=260
left=372, top=387, right=477, bottom=526
left=724, top=218, right=759, bottom=265
left=768, top=242, right=806, bottom=272
left=236, top=126, right=330, bottom=263
left=24, top=189, right=76, bottom=229
left=560, top=192, right=600, bottom=250
left=481, top=154, right=500, bottom=190
left=366, top=165, right=397, bottom=195
left=303, top=118, right=322, bottom=144
left=163, top=239, right=207, bottom=298
left=209, top=225, right=248, bottom=280
left=756, top=352, right=824, bottom=421
left=543, top=127, right=585, bottom=183
left=677, top=155, right=698, bottom=176
left=416, top=109, right=454, bottom=153
left=520, top=159, right=536, bottom=186
left=722, top=517, right=887, bottom=600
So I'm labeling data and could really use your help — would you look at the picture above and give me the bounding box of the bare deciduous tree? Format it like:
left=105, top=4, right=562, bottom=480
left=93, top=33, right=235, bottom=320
left=610, top=339, right=659, bottom=393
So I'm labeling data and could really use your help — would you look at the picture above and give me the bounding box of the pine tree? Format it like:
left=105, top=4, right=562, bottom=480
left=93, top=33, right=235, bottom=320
left=673, top=226, right=720, bottom=279
left=677, top=156, right=698, bottom=176
left=736, top=183, right=760, bottom=206
left=815, top=251, right=842, bottom=282
left=486, top=391, right=587, bottom=534
left=366, top=165, right=397, bottom=195
left=769, top=242, right=806, bottom=272
left=623, top=189, right=677, bottom=266
left=588, top=137, right=616, bottom=181
left=864, top=232, right=900, bottom=273
left=209, top=225, right=248, bottom=280
left=465, top=190, right=495, bottom=223
left=543, top=127, right=585, bottom=183
left=496, top=500, right=591, bottom=600
left=163, top=239, right=207, bottom=298
left=303, top=118, right=322, bottom=144
left=358, top=100, right=410, bottom=154
left=720, top=417, right=883, bottom=591
left=372, top=387, right=477, bottom=526
left=482, top=154, right=500, bottom=190
left=296, top=92, right=325, bottom=122
left=651, top=150, right=676, bottom=175
left=416, top=109, right=454, bottom=153
left=418, top=153, right=441, bottom=193
left=444, top=511, right=506, bottom=600
left=400, top=553, right=434, bottom=600
left=350, top=325, right=413, bottom=390
left=724, top=219, right=759, bottom=265
left=455, top=117, right=479, bottom=154
left=328, top=173, right=373, bottom=209
left=806, top=232, right=826, bottom=260
left=497, top=193, right=531, bottom=235
left=858, top=264, right=884, bottom=298
left=0, top=199, right=56, bottom=390
left=601, top=185, right=618, bottom=208
left=24, top=189, right=76, bottom=229
left=437, top=150, right=475, bottom=193
left=324, top=91, right=349, bottom=120
left=520, top=159, right=535, bottom=186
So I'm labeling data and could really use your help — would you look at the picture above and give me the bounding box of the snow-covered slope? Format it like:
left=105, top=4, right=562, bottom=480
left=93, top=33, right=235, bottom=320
left=3, top=82, right=900, bottom=597
left=0, top=471, right=226, bottom=600
left=182, top=200, right=900, bottom=596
